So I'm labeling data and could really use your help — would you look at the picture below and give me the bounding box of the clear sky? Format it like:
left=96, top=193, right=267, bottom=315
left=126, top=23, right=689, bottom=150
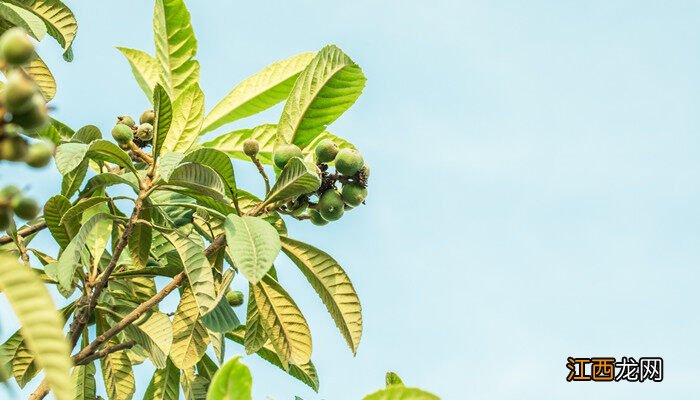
left=2, top=0, right=700, bottom=399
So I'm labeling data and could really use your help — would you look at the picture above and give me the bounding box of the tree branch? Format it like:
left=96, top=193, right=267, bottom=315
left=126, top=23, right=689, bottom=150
left=75, top=340, right=136, bottom=366
left=250, top=155, right=270, bottom=195
left=0, top=221, right=47, bottom=245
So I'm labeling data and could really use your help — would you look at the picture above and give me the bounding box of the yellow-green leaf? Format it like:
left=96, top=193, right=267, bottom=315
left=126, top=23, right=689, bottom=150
left=117, top=47, right=160, bottom=101
left=206, top=356, right=252, bottom=400
left=144, top=358, right=180, bottom=400
left=224, top=215, right=281, bottom=284
left=153, top=0, right=199, bottom=97
left=163, top=83, right=204, bottom=153
left=170, top=287, right=210, bottom=369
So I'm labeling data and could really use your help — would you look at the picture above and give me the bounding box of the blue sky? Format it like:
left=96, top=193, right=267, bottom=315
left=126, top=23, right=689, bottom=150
left=2, top=0, right=700, bottom=399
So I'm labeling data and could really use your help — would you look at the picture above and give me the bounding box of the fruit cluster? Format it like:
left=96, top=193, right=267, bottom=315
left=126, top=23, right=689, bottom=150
left=111, top=109, right=155, bottom=152
left=0, top=28, right=52, bottom=167
left=254, top=138, right=368, bottom=226
left=0, top=185, right=40, bottom=231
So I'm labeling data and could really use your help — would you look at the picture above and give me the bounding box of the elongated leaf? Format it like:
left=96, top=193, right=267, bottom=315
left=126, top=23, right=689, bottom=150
left=123, top=310, right=173, bottom=369
left=86, top=139, right=136, bottom=173
left=202, top=52, right=315, bottom=133
left=201, top=295, right=240, bottom=333
left=153, top=0, right=199, bottom=97
left=80, top=173, right=139, bottom=196
left=168, top=163, right=225, bottom=200
left=385, top=372, right=404, bottom=387
left=202, top=124, right=277, bottom=164
left=363, top=387, right=440, bottom=400
left=224, top=215, right=280, bottom=284
left=160, top=230, right=215, bottom=314
left=226, top=328, right=319, bottom=392
left=71, top=125, right=102, bottom=144
left=44, top=194, right=77, bottom=248
left=117, top=47, right=159, bottom=101
left=253, top=275, right=312, bottom=367
left=24, top=52, right=56, bottom=100
left=281, top=237, right=362, bottom=354
left=100, top=342, right=135, bottom=400
left=56, top=213, right=113, bottom=291
left=59, top=196, right=109, bottom=225
left=11, top=0, right=77, bottom=59
left=243, top=288, right=266, bottom=355
left=0, top=2, right=46, bottom=39
left=206, top=356, right=252, bottom=400
left=208, top=329, right=225, bottom=365
left=61, top=159, right=88, bottom=199
left=170, top=288, right=210, bottom=369
left=277, top=45, right=366, bottom=147
left=161, top=148, right=237, bottom=201
left=144, top=358, right=180, bottom=400
left=263, top=157, right=320, bottom=206
left=181, top=366, right=208, bottom=400
left=0, top=255, right=73, bottom=400
left=163, top=83, right=204, bottom=153
left=129, top=208, right=152, bottom=269
left=71, top=362, right=97, bottom=400
left=153, top=83, right=173, bottom=158
left=54, top=142, right=88, bottom=175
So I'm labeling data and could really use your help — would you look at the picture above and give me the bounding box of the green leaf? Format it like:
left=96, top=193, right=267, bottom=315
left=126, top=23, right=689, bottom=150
left=43, top=194, right=77, bottom=248
left=153, top=0, right=199, bottom=97
left=61, top=159, right=88, bottom=199
left=100, top=341, right=135, bottom=400
left=385, top=372, right=404, bottom=387
left=56, top=213, right=113, bottom=291
left=168, top=148, right=237, bottom=198
left=10, top=0, right=77, bottom=59
left=117, top=47, right=160, bottom=101
left=80, top=173, right=140, bottom=196
left=153, top=83, right=173, bottom=158
left=23, top=52, right=56, bottom=100
left=206, top=356, right=252, bottom=400
left=168, top=163, right=226, bottom=200
left=363, top=386, right=440, bottom=400
left=277, top=45, right=366, bottom=147
left=71, top=362, right=97, bottom=400
left=54, top=142, right=88, bottom=175
left=243, top=287, right=266, bottom=355
left=86, top=139, right=137, bottom=174
left=281, top=237, right=362, bottom=354
left=59, top=196, right=109, bottom=225
left=202, top=124, right=277, bottom=164
left=201, top=271, right=240, bottom=333
left=0, top=2, right=46, bottom=39
left=81, top=200, right=113, bottom=271
left=252, top=275, right=312, bottom=367
left=144, top=358, right=180, bottom=400
left=129, top=208, right=152, bottom=269
left=170, top=287, right=210, bottom=369
left=0, top=255, right=74, bottom=400
left=202, top=52, right=315, bottom=133
left=224, top=214, right=280, bottom=284
left=160, top=230, right=216, bottom=315
left=226, top=328, right=319, bottom=392
left=181, top=366, right=208, bottom=400
left=71, top=125, right=102, bottom=144
left=163, top=83, right=204, bottom=153
left=263, top=157, right=320, bottom=206
left=122, top=310, right=173, bottom=369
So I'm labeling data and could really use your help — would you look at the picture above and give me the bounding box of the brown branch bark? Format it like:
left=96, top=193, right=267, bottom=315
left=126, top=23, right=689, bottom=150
left=251, top=156, right=270, bottom=195
left=0, top=221, right=47, bottom=245
left=75, top=340, right=136, bottom=366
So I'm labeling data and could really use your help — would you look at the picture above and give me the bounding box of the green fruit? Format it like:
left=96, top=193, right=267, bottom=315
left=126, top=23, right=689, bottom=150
left=0, top=185, right=21, bottom=200
left=309, top=209, right=328, bottom=226
left=112, top=123, right=134, bottom=145
left=335, top=148, right=364, bottom=176
left=12, top=196, right=39, bottom=220
left=226, top=291, right=244, bottom=307
left=0, top=207, right=10, bottom=231
left=4, top=71, right=36, bottom=113
left=318, top=190, right=344, bottom=221
left=139, top=109, right=155, bottom=125
left=314, top=139, right=339, bottom=163
left=135, top=123, right=153, bottom=141
left=25, top=141, right=54, bottom=168
left=273, top=144, right=302, bottom=169
left=11, top=94, right=47, bottom=129
left=0, top=28, right=34, bottom=65
left=243, top=138, right=259, bottom=157
left=341, top=183, right=368, bottom=207
left=117, top=115, right=136, bottom=128
left=0, top=136, right=28, bottom=161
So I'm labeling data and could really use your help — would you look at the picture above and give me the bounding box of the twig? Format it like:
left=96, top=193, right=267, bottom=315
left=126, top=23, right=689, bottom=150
left=250, top=155, right=270, bottom=195
left=129, top=142, right=154, bottom=165
left=0, top=221, right=47, bottom=245
left=75, top=340, right=136, bottom=366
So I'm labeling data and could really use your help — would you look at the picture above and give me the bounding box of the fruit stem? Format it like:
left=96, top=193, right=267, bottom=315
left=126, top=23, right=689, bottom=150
left=250, top=155, right=271, bottom=195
